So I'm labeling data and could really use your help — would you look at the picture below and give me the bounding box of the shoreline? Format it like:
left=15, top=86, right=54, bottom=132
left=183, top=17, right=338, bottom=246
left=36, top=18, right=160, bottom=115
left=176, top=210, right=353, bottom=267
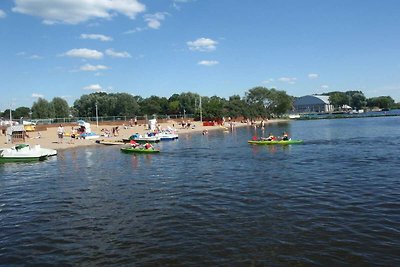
left=0, top=119, right=289, bottom=151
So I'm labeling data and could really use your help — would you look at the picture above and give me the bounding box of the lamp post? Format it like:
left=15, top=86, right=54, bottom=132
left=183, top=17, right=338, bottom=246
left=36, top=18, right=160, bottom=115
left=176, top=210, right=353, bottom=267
left=95, top=103, right=99, bottom=128
left=9, top=103, right=12, bottom=125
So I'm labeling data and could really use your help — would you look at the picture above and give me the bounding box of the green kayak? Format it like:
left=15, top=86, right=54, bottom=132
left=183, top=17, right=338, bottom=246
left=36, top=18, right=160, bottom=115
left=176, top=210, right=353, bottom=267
left=120, top=147, right=160, bottom=154
left=248, top=139, right=303, bottom=145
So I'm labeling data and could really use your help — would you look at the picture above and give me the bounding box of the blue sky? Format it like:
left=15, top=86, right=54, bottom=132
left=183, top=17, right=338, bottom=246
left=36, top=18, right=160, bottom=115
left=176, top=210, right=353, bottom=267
left=1, top=0, right=400, bottom=111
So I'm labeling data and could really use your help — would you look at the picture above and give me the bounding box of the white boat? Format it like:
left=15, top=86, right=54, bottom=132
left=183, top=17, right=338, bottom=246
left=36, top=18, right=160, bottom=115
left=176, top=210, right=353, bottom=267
left=35, top=145, right=57, bottom=157
left=79, top=132, right=100, bottom=139
left=157, top=130, right=178, bottom=141
left=288, top=114, right=301, bottom=119
left=0, top=144, right=57, bottom=163
left=126, top=133, right=161, bottom=143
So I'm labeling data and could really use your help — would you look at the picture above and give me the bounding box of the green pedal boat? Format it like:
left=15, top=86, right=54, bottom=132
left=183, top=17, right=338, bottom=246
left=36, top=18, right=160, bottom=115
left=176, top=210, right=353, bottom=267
left=248, top=139, right=304, bottom=145
left=120, top=147, right=160, bottom=154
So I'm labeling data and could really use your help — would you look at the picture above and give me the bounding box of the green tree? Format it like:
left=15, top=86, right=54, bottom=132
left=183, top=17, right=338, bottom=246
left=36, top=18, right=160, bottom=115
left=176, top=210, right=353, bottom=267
left=140, top=96, right=163, bottom=116
left=328, top=92, right=349, bottom=107
left=268, top=89, right=293, bottom=116
left=112, top=93, right=140, bottom=116
left=201, top=96, right=226, bottom=119
left=366, top=96, right=395, bottom=109
left=73, top=92, right=107, bottom=117
left=347, top=91, right=366, bottom=110
left=158, top=97, right=170, bottom=115
left=245, top=87, right=292, bottom=118
left=32, top=98, right=54, bottom=119
left=2, top=109, right=13, bottom=120
left=14, top=107, right=31, bottom=120
left=245, top=87, right=270, bottom=119
left=226, top=95, right=248, bottom=119
left=51, top=97, right=70, bottom=118
left=178, top=92, right=200, bottom=115
left=168, top=94, right=180, bottom=103
left=167, top=100, right=181, bottom=114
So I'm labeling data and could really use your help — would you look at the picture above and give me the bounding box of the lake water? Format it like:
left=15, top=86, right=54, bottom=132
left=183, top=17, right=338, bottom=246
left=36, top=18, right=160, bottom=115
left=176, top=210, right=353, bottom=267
left=1, top=117, right=399, bottom=266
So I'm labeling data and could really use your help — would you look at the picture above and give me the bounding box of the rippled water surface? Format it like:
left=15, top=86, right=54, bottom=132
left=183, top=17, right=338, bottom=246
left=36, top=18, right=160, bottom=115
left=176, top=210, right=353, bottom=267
left=1, top=117, right=400, bottom=266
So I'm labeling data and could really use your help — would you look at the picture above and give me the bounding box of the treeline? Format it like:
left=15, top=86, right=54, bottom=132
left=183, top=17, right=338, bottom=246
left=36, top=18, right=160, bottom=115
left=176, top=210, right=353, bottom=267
left=2, top=87, right=399, bottom=120
left=322, top=90, right=399, bottom=110
left=2, top=87, right=293, bottom=120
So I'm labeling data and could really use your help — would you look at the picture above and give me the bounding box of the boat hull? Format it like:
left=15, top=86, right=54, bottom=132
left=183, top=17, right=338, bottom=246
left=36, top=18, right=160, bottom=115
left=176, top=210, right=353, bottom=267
left=157, top=132, right=178, bottom=141
left=0, top=155, right=47, bottom=163
left=159, top=136, right=178, bottom=141
left=248, top=140, right=304, bottom=145
left=95, top=140, right=124, bottom=145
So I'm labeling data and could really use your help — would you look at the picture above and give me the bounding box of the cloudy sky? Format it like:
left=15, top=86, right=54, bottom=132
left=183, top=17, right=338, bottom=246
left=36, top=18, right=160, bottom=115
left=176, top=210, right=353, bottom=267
left=1, top=0, right=400, bottom=110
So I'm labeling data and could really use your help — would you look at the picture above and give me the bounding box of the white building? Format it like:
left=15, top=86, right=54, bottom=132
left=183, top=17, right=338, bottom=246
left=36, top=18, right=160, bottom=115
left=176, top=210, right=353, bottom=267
left=293, top=95, right=334, bottom=113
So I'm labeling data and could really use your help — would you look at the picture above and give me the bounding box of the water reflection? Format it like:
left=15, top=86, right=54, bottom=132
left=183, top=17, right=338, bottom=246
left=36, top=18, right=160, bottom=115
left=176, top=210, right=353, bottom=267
left=126, top=154, right=155, bottom=169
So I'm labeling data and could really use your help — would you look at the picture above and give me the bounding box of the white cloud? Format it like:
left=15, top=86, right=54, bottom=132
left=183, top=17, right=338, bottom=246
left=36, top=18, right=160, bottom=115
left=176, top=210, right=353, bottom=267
left=262, top=78, right=274, bottom=84
left=83, top=84, right=103, bottom=91
left=29, top=54, right=42, bottom=60
left=125, top=12, right=168, bottom=33
left=12, top=0, right=146, bottom=25
left=278, top=77, right=297, bottom=84
left=80, top=64, right=109, bottom=71
left=321, top=85, right=329, bottom=89
left=32, top=93, right=44, bottom=98
left=124, top=27, right=145, bottom=34
left=64, top=48, right=103, bottom=59
left=308, top=73, right=319, bottom=79
left=198, top=60, right=219, bottom=66
left=16, top=52, right=43, bottom=59
left=187, top=38, right=218, bottom=52
left=144, top=12, right=168, bottom=29
left=173, top=0, right=194, bottom=10
left=0, top=9, right=6, bottom=18
left=80, top=33, right=113, bottom=42
left=105, top=48, right=131, bottom=58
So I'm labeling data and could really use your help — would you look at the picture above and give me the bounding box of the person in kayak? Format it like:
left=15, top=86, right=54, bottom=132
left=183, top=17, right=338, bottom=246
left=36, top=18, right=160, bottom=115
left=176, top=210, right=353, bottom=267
left=266, top=133, right=276, bottom=141
left=281, top=132, right=290, bottom=141
left=144, top=142, right=154, bottom=150
left=130, top=140, right=139, bottom=148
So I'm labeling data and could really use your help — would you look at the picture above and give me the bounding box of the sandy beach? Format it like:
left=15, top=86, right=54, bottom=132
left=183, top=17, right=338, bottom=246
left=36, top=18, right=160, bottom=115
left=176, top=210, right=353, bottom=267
left=1, top=119, right=288, bottom=150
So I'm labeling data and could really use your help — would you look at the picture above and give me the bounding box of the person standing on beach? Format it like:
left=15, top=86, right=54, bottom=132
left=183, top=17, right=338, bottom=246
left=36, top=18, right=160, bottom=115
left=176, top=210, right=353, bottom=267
left=57, top=124, right=64, bottom=143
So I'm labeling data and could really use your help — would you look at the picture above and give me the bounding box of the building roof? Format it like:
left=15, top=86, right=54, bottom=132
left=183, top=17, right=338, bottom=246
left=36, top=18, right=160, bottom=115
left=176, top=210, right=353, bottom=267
left=293, top=95, right=331, bottom=106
